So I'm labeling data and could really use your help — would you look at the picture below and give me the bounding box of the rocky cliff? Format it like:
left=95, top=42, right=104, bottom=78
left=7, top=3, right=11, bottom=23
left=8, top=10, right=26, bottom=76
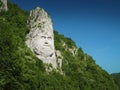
left=26, top=7, right=57, bottom=69
left=0, top=0, right=8, bottom=11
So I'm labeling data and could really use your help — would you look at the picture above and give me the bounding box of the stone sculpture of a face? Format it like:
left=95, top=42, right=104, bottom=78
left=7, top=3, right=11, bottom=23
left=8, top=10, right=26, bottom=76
left=32, top=33, right=54, bottom=58
left=26, top=7, right=57, bottom=68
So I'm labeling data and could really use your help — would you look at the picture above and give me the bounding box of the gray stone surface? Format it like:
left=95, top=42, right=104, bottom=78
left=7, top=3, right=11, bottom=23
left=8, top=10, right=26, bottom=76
left=56, top=50, right=63, bottom=68
left=26, top=7, right=57, bottom=68
left=0, top=0, right=8, bottom=11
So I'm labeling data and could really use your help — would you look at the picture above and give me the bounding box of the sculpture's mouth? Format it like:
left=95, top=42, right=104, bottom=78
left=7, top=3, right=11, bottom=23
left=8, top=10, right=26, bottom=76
left=43, top=45, right=51, bottom=48
left=43, top=44, right=49, bottom=46
left=42, top=46, right=52, bottom=50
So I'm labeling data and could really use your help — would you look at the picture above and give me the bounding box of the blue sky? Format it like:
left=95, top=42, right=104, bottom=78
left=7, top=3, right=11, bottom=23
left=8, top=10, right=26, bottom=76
left=10, top=0, right=120, bottom=74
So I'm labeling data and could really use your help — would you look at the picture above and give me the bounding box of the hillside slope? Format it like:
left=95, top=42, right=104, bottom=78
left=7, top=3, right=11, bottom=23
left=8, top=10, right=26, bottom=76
left=0, top=1, right=119, bottom=90
left=111, top=73, right=120, bottom=89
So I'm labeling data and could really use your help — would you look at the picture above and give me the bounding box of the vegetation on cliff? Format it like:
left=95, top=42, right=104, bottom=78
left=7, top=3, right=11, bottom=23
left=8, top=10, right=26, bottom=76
left=111, top=73, right=120, bottom=89
left=0, top=1, right=119, bottom=90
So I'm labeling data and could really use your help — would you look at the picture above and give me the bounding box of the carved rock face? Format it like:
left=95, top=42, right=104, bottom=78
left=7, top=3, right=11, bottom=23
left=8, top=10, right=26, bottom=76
left=26, top=7, right=57, bottom=68
left=32, top=33, right=54, bottom=57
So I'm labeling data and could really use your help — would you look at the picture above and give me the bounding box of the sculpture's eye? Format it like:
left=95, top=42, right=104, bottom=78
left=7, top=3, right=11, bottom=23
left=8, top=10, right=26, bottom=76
left=48, top=37, right=52, bottom=40
left=41, top=36, right=46, bottom=39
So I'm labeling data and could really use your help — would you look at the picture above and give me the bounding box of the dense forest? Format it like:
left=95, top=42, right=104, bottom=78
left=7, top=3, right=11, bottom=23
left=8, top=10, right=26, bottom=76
left=0, top=1, right=120, bottom=90
left=111, top=73, right=120, bottom=89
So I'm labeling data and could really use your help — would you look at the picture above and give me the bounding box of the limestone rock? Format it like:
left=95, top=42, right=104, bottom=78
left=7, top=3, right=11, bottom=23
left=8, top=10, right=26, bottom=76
left=69, top=47, right=78, bottom=56
left=56, top=50, right=63, bottom=68
left=26, top=7, right=57, bottom=69
left=0, top=0, right=8, bottom=11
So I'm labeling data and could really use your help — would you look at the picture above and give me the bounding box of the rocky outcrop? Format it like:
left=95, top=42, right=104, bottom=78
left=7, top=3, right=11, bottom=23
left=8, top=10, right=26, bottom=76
left=69, top=47, right=78, bottom=56
left=26, top=7, right=57, bottom=69
left=56, top=50, right=63, bottom=68
left=62, top=42, right=78, bottom=56
left=0, top=0, right=8, bottom=11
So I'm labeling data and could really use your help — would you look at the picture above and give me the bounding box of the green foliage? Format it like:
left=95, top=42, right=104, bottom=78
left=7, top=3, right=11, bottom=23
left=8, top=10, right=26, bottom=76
left=0, top=1, right=119, bottom=90
left=64, top=37, right=76, bottom=48
left=0, top=1, right=2, bottom=7
left=54, top=30, right=65, bottom=50
left=54, top=30, right=76, bottom=50
left=54, top=30, right=119, bottom=90
left=111, top=73, right=120, bottom=82
left=111, top=73, right=120, bottom=89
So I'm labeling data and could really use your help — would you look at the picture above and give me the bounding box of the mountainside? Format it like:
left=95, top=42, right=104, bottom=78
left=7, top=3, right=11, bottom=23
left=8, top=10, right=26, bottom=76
left=0, top=1, right=119, bottom=90
left=111, top=73, right=120, bottom=89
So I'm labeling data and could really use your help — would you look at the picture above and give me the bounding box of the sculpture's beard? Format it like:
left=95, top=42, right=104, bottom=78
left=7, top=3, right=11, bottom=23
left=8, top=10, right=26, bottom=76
left=33, top=45, right=54, bottom=57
